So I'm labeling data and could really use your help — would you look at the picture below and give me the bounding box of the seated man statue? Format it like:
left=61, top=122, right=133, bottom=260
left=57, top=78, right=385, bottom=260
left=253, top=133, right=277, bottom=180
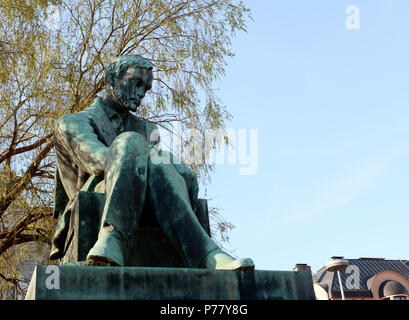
left=49, top=55, right=255, bottom=270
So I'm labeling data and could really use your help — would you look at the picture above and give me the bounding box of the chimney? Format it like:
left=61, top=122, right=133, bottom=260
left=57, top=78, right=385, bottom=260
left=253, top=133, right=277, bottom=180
left=330, top=256, right=344, bottom=260
left=293, top=263, right=311, bottom=272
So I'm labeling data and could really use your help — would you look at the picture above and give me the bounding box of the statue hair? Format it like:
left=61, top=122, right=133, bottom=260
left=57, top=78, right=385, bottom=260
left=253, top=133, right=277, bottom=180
left=104, top=55, right=153, bottom=87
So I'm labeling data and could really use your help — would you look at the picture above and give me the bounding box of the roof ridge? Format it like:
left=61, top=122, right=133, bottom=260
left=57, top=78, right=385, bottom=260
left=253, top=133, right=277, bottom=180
left=343, top=258, right=409, bottom=262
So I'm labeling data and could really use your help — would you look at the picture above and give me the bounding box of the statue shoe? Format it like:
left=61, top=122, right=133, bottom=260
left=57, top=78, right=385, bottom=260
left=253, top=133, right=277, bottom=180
left=200, top=248, right=255, bottom=271
left=86, top=225, right=125, bottom=266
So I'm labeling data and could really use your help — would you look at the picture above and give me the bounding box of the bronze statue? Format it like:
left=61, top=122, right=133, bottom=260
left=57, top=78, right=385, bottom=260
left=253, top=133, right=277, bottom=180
left=50, top=55, right=255, bottom=270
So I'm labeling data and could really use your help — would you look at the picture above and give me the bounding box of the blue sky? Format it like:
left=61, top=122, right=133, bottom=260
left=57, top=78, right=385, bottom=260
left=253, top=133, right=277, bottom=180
left=200, top=0, right=409, bottom=273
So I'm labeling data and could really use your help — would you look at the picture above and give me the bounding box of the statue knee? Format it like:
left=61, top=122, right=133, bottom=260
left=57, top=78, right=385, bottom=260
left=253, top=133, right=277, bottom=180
left=110, top=132, right=150, bottom=157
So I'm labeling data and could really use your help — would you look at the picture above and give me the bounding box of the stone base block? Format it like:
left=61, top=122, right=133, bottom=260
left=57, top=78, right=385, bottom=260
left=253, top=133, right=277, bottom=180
left=25, top=265, right=315, bottom=300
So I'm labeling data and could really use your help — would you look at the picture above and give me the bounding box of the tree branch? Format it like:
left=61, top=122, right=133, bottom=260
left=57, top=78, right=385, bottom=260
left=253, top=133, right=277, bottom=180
left=0, top=140, right=54, bottom=219
left=0, top=133, right=53, bottom=165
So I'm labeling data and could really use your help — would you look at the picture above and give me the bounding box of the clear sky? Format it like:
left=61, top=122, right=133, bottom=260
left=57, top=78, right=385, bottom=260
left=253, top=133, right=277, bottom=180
left=200, top=0, right=409, bottom=273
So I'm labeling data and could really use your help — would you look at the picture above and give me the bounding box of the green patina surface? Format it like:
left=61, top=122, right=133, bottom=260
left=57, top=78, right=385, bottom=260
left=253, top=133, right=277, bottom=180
left=26, top=265, right=316, bottom=300
left=51, top=55, right=254, bottom=271
left=29, top=55, right=316, bottom=300
left=61, top=191, right=211, bottom=267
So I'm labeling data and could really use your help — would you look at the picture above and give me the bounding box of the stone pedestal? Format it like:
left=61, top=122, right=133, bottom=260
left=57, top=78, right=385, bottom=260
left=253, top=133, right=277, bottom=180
left=25, top=265, right=315, bottom=300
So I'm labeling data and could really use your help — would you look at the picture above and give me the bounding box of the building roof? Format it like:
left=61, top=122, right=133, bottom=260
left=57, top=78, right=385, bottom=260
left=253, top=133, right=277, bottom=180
left=313, top=258, right=409, bottom=299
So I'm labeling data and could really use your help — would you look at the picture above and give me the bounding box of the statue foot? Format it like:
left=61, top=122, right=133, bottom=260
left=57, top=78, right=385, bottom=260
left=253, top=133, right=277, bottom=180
left=200, top=248, right=255, bottom=271
left=62, top=261, right=87, bottom=266
left=86, top=225, right=125, bottom=266
left=215, top=257, right=255, bottom=271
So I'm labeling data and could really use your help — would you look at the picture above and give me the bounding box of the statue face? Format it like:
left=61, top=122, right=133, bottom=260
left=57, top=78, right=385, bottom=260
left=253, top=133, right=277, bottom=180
left=113, top=66, right=153, bottom=112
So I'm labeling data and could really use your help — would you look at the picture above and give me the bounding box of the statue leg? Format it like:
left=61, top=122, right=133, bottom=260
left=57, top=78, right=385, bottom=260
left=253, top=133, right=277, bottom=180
left=86, top=134, right=255, bottom=270
left=147, top=154, right=255, bottom=270
left=86, top=132, right=150, bottom=266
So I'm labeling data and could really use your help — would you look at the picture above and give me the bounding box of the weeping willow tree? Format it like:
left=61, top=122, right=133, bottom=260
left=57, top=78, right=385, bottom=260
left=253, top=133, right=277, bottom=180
left=0, top=0, right=250, bottom=298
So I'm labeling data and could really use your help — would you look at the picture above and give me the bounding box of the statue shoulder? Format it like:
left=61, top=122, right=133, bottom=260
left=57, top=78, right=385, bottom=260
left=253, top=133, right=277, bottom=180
left=145, top=120, right=160, bottom=146
left=145, top=118, right=159, bottom=133
left=55, top=105, right=96, bottom=135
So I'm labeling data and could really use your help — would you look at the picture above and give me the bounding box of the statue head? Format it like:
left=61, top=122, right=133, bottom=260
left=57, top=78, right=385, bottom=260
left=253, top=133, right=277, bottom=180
left=104, top=55, right=153, bottom=112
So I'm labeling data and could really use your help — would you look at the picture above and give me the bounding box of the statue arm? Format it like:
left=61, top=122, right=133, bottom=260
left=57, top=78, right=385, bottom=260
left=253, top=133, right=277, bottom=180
left=55, top=113, right=108, bottom=177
